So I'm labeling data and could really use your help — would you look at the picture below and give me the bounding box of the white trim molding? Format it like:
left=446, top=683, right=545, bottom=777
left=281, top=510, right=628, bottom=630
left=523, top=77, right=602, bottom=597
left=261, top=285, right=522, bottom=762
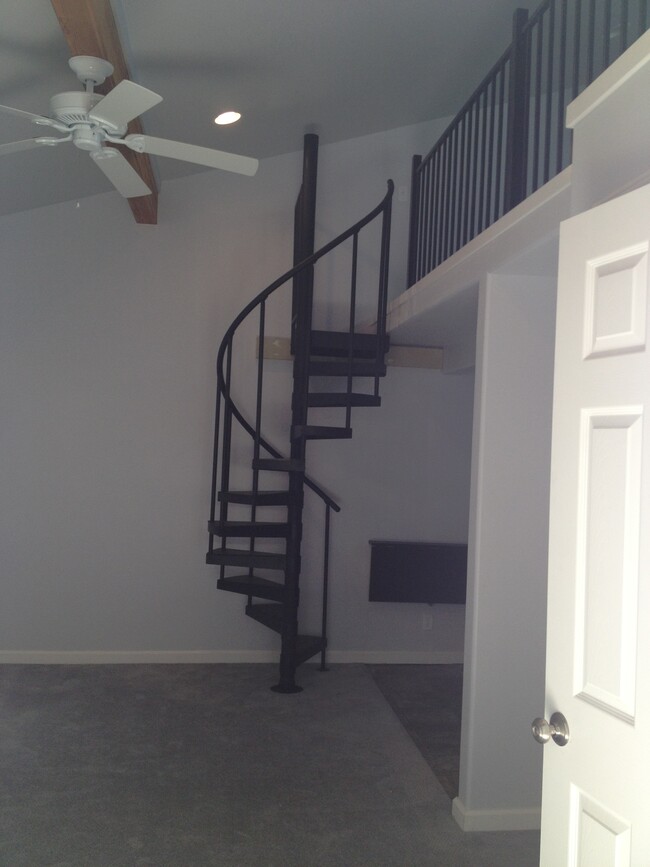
left=0, top=650, right=279, bottom=664
left=328, top=650, right=463, bottom=664
left=566, top=29, right=650, bottom=129
left=452, top=797, right=541, bottom=832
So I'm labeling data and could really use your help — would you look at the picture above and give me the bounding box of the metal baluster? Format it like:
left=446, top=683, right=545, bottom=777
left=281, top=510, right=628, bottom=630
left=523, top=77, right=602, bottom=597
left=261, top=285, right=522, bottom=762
left=220, top=343, right=233, bottom=526
left=219, top=342, right=234, bottom=582
left=249, top=301, right=266, bottom=575
left=495, top=61, right=507, bottom=223
left=587, top=0, right=596, bottom=83
left=448, top=124, right=458, bottom=259
left=620, top=0, right=629, bottom=53
left=476, top=90, right=487, bottom=235
left=504, top=8, right=530, bottom=212
left=253, top=302, right=265, bottom=481
left=375, top=188, right=392, bottom=399
left=433, top=147, right=443, bottom=270
left=604, top=0, right=612, bottom=67
left=456, top=112, right=470, bottom=250
left=427, top=152, right=437, bottom=273
left=320, top=503, right=331, bottom=672
left=431, top=151, right=444, bottom=268
left=544, top=2, right=556, bottom=185
left=407, top=155, right=422, bottom=287
left=436, top=136, right=453, bottom=265
left=208, top=380, right=222, bottom=554
left=573, top=0, right=583, bottom=98
left=485, top=77, right=496, bottom=231
left=346, top=234, right=358, bottom=430
left=417, top=158, right=427, bottom=282
left=533, top=16, right=544, bottom=191
left=556, top=0, right=568, bottom=175
left=457, top=113, right=467, bottom=251
left=422, top=158, right=432, bottom=277
left=470, top=97, right=480, bottom=241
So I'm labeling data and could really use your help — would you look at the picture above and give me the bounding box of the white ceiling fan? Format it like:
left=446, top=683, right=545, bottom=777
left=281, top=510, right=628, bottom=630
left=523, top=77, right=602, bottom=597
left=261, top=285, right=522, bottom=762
left=0, top=56, right=258, bottom=198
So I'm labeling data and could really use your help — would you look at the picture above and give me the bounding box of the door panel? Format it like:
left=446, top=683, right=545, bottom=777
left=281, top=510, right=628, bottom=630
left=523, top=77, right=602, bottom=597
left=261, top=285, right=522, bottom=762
left=540, top=183, right=650, bottom=866
left=575, top=407, right=641, bottom=722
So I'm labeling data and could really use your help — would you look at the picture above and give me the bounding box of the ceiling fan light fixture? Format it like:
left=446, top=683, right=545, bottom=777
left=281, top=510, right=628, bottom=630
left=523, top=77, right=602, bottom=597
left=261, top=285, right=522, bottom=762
left=214, top=111, right=241, bottom=126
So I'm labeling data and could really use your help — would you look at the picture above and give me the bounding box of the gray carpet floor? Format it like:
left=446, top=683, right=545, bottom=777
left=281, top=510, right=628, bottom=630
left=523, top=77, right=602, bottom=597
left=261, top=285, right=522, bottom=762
left=368, top=664, right=463, bottom=800
left=0, top=664, right=539, bottom=866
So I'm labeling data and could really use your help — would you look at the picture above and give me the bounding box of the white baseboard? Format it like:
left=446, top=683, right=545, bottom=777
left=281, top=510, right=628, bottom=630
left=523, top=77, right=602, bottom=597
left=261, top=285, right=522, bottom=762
left=0, top=649, right=463, bottom=665
left=327, top=650, right=464, bottom=664
left=452, top=797, right=541, bottom=832
left=0, top=650, right=279, bottom=664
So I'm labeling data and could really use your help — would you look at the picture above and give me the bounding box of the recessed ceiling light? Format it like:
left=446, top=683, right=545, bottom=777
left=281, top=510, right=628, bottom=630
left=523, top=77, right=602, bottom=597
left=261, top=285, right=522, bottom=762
left=214, top=111, right=241, bottom=126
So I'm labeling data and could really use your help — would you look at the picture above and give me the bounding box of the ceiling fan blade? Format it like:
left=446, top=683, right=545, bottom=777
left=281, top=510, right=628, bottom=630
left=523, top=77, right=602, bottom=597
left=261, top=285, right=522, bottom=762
left=0, top=103, right=55, bottom=126
left=88, top=81, right=163, bottom=131
left=0, top=138, right=53, bottom=156
left=124, top=134, right=259, bottom=176
left=90, top=148, right=152, bottom=198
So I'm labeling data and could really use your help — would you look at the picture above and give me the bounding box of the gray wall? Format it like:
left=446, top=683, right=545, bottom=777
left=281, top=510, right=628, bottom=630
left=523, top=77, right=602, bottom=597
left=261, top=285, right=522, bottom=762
left=455, top=271, right=556, bottom=828
left=0, top=118, right=474, bottom=661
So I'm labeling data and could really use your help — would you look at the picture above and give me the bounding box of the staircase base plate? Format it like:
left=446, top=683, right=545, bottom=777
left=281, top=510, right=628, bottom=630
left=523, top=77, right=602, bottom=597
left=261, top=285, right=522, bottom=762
left=270, top=683, right=303, bottom=694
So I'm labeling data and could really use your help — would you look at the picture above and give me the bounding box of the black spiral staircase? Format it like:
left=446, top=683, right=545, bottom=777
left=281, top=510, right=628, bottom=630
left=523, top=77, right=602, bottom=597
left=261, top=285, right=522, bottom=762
left=206, top=135, right=394, bottom=692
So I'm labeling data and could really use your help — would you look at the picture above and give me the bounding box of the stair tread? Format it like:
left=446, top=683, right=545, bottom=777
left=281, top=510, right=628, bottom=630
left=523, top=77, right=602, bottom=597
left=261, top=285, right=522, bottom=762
left=218, top=490, right=290, bottom=506
left=295, top=635, right=325, bottom=665
left=310, top=330, right=389, bottom=359
left=293, top=425, right=353, bottom=440
left=307, top=392, right=381, bottom=408
left=246, top=602, right=284, bottom=633
left=308, top=359, right=387, bottom=377
left=206, top=548, right=286, bottom=570
left=217, top=574, right=284, bottom=601
left=245, top=604, right=324, bottom=663
left=209, top=520, right=290, bottom=538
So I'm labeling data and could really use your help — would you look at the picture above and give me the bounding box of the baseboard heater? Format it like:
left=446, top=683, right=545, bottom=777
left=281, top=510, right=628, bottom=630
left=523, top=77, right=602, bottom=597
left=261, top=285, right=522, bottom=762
left=369, top=540, right=467, bottom=604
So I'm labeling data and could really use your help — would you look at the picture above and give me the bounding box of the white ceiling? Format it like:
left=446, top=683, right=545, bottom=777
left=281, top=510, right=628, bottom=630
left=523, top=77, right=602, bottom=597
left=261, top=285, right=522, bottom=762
left=0, top=0, right=531, bottom=217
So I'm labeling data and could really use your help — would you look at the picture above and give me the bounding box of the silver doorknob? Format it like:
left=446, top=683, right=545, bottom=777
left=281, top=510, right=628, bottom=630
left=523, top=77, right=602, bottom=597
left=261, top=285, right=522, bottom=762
left=531, top=711, right=570, bottom=746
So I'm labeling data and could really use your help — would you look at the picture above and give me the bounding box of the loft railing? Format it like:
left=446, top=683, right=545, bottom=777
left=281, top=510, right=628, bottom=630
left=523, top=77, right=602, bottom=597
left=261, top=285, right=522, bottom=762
left=407, top=0, right=650, bottom=285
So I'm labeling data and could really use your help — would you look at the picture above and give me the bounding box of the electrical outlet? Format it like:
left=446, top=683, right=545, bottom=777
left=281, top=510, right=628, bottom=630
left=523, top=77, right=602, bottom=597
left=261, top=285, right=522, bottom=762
left=422, top=611, right=433, bottom=631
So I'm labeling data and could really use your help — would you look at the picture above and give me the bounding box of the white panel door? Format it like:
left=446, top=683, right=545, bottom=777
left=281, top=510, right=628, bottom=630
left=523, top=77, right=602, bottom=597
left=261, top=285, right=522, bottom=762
left=540, top=183, right=650, bottom=866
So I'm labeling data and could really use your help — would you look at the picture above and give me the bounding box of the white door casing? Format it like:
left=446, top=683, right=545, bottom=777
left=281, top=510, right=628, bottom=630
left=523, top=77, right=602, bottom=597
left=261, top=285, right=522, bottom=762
left=540, top=183, right=650, bottom=865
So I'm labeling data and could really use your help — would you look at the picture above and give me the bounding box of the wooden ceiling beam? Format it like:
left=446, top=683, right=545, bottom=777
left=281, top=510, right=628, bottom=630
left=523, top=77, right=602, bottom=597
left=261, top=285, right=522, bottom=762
left=50, top=0, right=158, bottom=224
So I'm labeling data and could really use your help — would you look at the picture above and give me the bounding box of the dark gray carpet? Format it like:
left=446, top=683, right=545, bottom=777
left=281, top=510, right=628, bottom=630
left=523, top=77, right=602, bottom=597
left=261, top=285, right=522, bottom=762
left=0, top=664, right=539, bottom=866
left=368, top=664, right=463, bottom=800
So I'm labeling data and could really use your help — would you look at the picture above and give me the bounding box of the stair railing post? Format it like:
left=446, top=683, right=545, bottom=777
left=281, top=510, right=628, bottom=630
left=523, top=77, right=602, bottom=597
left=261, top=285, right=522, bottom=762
left=504, top=8, right=530, bottom=213
left=291, top=133, right=319, bottom=354
left=274, top=134, right=319, bottom=693
left=277, top=262, right=312, bottom=693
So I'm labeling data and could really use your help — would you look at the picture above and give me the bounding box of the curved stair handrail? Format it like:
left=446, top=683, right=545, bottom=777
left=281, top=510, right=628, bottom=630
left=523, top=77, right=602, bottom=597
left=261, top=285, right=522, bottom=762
left=213, top=180, right=394, bottom=512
